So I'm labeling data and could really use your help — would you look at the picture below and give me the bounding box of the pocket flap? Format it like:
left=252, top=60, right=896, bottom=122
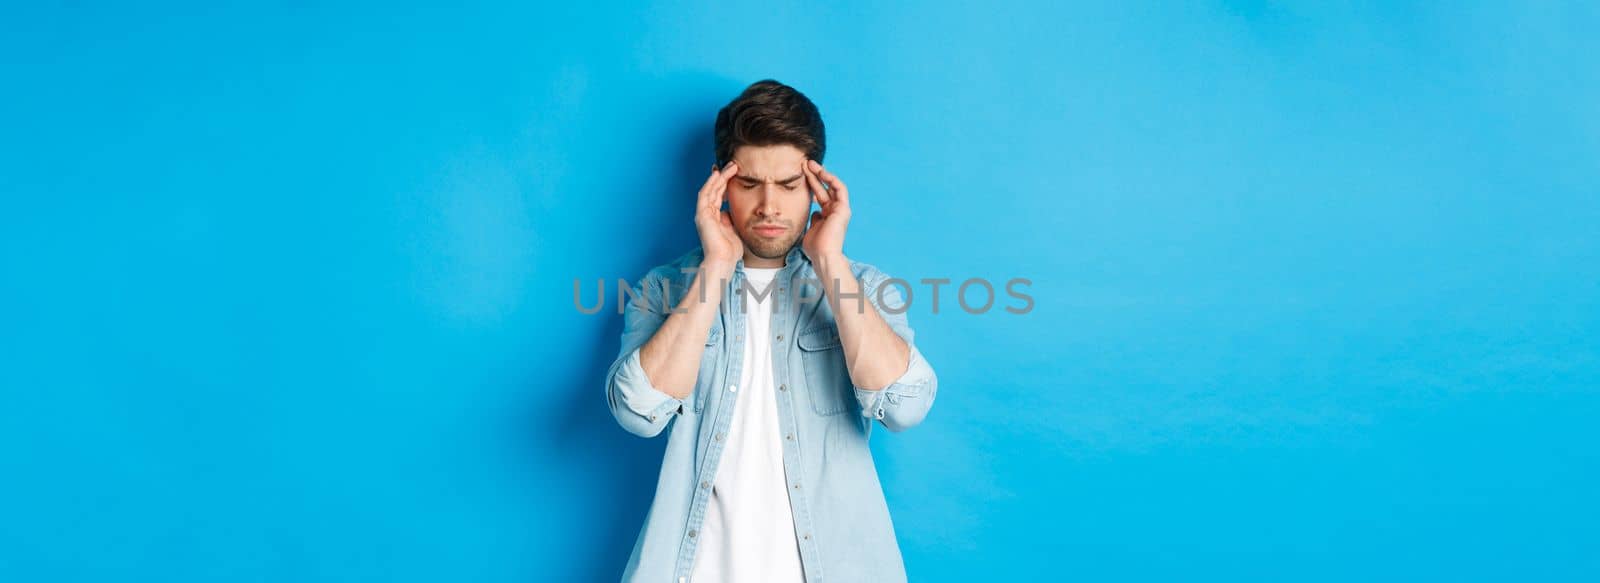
left=796, top=327, right=840, bottom=351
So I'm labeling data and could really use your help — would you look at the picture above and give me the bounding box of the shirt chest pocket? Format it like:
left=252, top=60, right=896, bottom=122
left=797, top=326, right=850, bottom=416
left=694, top=326, right=723, bottom=413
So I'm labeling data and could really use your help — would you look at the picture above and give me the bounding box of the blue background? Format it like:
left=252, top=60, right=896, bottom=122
left=3, top=2, right=1597, bottom=581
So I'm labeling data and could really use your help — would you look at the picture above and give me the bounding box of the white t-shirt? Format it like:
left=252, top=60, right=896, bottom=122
left=690, top=266, right=805, bottom=582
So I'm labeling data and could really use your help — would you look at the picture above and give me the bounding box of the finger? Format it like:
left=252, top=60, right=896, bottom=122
left=713, top=161, right=739, bottom=204
left=809, top=160, right=848, bottom=205
left=699, top=165, right=722, bottom=210
left=698, top=162, right=733, bottom=212
left=713, top=161, right=738, bottom=209
left=804, top=161, right=831, bottom=207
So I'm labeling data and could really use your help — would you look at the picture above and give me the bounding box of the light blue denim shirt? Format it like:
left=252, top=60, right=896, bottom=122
left=605, top=244, right=938, bottom=582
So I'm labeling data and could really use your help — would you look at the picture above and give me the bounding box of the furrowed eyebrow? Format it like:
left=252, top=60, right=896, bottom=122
left=737, top=173, right=805, bottom=186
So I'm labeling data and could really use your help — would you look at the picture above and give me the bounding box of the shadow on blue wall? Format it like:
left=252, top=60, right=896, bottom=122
left=537, top=100, right=712, bottom=580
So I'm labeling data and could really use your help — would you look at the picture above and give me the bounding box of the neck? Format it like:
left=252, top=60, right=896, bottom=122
left=742, top=251, right=787, bottom=269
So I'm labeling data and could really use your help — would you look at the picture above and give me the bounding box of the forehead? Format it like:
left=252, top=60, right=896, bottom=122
left=732, top=144, right=805, bottom=180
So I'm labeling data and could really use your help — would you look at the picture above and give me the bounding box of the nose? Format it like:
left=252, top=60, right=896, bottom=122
left=754, top=187, right=780, bottom=217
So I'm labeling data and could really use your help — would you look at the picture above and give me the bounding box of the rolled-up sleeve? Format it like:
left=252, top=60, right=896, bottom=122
left=851, top=266, right=939, bottom=432
left=607, top=346, right=687, bottom=437
left=603, top=272, right=687, bottom=438
left=853, top=343, right=937, bottom=432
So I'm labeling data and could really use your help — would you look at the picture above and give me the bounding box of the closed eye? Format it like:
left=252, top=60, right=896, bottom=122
left=735, top=173, right=805, bottom=190
left=738, top=181, right=799, bottom=191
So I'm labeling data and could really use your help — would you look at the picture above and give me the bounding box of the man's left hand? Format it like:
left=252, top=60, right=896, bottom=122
left=801, top=158, right=851, bottom=264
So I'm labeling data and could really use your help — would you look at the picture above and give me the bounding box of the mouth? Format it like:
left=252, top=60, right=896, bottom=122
left=752, top=224, right=787, bottom=238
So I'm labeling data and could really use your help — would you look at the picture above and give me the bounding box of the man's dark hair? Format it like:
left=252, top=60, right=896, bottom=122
left=713, top=79, right=826, bottom=167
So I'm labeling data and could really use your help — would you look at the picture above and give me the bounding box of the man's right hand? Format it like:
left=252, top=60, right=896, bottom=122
left=628, top=162, right=742, bottom=403
left=696, top=161, right=742, bottom=268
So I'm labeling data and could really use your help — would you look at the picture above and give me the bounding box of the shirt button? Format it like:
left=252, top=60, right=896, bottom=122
left=647, top=414, right=657, bottom=422
left=776, top=334, right=784, bottom=341
left=715, top=432, right=724, bottom=441
left=688, top=529, right=697, bottom=538
left=779, top=384, right=787, bottom=391
left=803, top=533, right=811, bottom=540
left=729, top=384, right=737, bottom=393
left=700, top=481, right=710, bottom=489
left=793, top=482, right=801, bottom=489
left=786, top=433, right=794, bottom=440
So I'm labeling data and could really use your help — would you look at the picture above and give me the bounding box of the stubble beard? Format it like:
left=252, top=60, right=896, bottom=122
left=742, top=224, right=804, bottom=261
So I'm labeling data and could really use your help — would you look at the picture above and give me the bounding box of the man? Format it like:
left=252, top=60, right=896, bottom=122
left=604, top=79, right=939, bottom=582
